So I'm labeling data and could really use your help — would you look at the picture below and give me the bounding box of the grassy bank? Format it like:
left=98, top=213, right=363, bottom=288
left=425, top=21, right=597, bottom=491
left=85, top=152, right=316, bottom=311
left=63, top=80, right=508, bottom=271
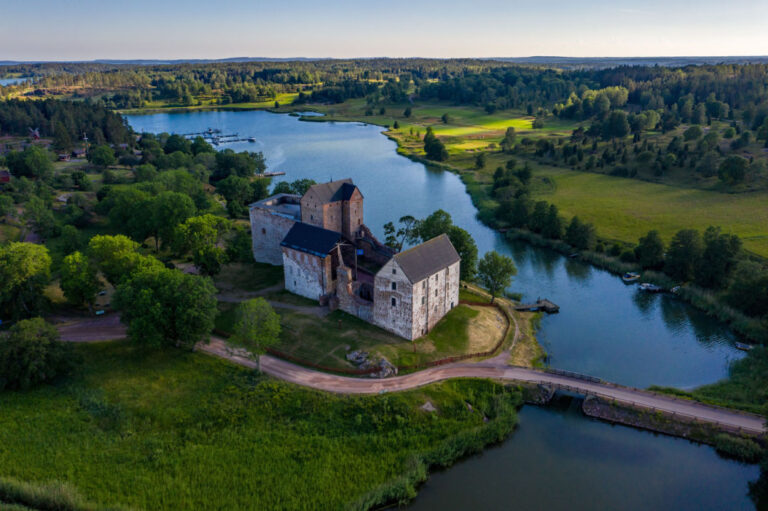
left=0, top=342, right=522, bottom=510
left=650, top=346, right=768, bottom=416
left=215, top=301, right=508, bottom=371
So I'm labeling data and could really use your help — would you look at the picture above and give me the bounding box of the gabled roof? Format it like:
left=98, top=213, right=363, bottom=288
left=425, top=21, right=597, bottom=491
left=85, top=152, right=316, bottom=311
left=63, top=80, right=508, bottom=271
left=302, top=179, right=362, bottom=204
left=390, top=234, right=461, bottom=283
left=281, top=222, right=342, bottom=258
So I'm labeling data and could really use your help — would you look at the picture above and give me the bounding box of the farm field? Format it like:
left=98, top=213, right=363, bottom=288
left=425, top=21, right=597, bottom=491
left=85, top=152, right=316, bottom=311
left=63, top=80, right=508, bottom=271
left=0, top=342, right=520, bottom=510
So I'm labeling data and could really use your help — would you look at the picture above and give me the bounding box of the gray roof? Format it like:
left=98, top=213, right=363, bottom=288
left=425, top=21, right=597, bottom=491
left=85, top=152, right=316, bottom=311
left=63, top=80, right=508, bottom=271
left=391, top=234, right=460, bottom=283
left=302, top=179, right=361, bottom=203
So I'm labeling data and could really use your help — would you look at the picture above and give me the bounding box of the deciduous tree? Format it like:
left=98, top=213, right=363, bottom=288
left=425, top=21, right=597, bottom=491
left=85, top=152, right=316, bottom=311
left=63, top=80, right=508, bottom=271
left=0, top=318, right=77, bottom=390
left=114, top=266, right=218, bottom=349
left=230, top=298, right=281, bottom=368
left=477, top=251, right=517, bottom=302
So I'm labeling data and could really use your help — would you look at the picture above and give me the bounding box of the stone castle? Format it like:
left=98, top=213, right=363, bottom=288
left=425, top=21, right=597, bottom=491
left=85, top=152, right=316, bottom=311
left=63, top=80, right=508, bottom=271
left=249, top=179, right=460, bottom=340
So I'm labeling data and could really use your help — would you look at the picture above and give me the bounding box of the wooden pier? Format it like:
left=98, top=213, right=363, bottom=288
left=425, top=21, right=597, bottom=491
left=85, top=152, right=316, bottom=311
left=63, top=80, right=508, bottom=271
left=515, top=299, right=560, bottom=313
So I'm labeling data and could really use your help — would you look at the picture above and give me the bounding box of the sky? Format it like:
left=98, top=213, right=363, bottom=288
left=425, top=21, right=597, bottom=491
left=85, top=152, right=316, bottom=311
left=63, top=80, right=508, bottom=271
left=2, top=0, right=768, bottom=60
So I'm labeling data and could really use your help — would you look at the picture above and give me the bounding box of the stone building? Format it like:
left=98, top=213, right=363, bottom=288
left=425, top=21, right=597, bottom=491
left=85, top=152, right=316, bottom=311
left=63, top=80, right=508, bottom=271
left=249, top=193, right=301, bottom=265
left=250, top=178, right=461, bottom=340
left=281, top=222, right=342, bottom=300
left=371, top=234, right=460, bottom=339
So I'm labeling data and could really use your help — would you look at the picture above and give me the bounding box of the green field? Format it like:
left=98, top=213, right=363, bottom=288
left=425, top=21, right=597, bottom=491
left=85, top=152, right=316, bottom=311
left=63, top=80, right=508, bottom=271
left=530, top=166, right=768, bottom=257
left=0, top=342, right=520, bottom=510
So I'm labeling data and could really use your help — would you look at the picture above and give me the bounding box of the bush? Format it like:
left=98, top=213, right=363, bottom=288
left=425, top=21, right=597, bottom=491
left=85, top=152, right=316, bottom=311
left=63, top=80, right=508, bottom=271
left=0, top=318, right=78, bottom=390
left=713, top=434, right=764, bottom=463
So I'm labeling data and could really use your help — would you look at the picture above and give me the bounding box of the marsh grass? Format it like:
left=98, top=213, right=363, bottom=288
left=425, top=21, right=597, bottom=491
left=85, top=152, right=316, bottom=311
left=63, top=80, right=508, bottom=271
left=0, top=342, right=522, bottom=510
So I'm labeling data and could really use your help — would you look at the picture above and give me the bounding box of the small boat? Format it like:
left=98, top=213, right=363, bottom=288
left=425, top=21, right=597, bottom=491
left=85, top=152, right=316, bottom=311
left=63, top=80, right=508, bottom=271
left=670, top=286, right=681, bottom=294
left=639, top=282, right=663, bottom=293
left=248, top=137, right=256, bottom=142
left=735, top=342, right=754, bottom=351
left=622, top=272, right=641, bottom=282
left=568, top=253, right=579, bottom=259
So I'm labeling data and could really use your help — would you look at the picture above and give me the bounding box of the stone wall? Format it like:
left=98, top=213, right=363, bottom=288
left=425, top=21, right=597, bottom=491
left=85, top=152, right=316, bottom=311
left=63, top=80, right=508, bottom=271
left=410, top=261, right=460, bottom=339
left=342, top=192, right=363, bottom=239
left=283, top=247, right=333, bottom=301
left=373, top=259, right=415, bottom=339
left=250, top=206, right=297, bottom=265
left=336, top=265, right=374, bottom=322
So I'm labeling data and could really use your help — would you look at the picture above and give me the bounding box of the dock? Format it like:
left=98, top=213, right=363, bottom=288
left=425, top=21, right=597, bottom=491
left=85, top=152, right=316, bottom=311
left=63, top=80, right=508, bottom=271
left=515, top=299, right=560, bottom=313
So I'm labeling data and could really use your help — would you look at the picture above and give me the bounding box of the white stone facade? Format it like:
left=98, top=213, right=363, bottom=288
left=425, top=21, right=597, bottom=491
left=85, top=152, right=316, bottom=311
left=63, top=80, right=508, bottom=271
left=372, top=259, right=460, bottom=340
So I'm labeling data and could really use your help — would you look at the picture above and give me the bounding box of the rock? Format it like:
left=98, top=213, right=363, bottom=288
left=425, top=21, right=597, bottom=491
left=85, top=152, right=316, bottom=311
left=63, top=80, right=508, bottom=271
left=420, top=401, right=437, bottom=413
left=346, top=350, right=369, bottom=365
left=370, top=357, right=398, bottom=378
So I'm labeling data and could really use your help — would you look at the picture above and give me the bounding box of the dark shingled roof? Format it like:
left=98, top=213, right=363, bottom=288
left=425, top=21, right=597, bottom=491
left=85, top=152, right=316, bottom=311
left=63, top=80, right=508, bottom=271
left=281, top=222, right=342, bottom=258
left=303, top=179, right=362, bottom=203
left=391, top=234, right=461, bottom=283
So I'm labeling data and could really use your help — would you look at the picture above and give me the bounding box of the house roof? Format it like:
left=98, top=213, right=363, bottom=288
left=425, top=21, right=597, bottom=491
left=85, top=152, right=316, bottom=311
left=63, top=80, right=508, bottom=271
left=302, top=179, right=362, bottom=204
left=281, top=222, right=342, bottom=258
left=391, top=234, right=461, bottom=283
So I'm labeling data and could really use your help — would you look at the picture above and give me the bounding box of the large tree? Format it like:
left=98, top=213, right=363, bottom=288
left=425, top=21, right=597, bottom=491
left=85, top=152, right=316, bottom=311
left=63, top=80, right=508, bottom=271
left=87, top=235, right=163, bottom=286
left=174, top=214, right=232, bottom=276
left=416, top=209, right=478, bottom=280
left=88, top=145, right=116, bottom=168
left=665, top=229, right=703, bottom=281
left=477, top=251, right=517, bottom=302
left=0, top=318, right=77, bottom=390
left=151, top=191, right=196, bottom=250
left=114, top=267, right=218, bottom=349
left=695, top=226, right=741, bottom=289
left=635, top=230, right=665, bottom=269
left=0, top=242, right=51, bottom=319
left=230, top=298, right=281, bottom=369
left=60, top=251, right=99, bottom=308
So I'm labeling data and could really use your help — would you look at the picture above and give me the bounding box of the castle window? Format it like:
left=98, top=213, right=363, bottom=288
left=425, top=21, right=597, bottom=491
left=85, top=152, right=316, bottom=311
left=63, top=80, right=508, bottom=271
left=435, top=289, right=438, bottom=297
left=392, top=268, right=396, bottom=275
left=261, top=228, right=266, bottom=235
left=391, top=282, right=397, bottom=291
left=422, top=281, right=426, bottom=289
left=391, top=297, right=397, bottom=307
left=422, top=296, right=426, bottom=305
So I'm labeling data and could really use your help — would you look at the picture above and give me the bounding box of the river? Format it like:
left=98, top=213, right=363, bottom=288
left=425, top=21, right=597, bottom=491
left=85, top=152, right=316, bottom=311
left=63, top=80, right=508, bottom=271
left=125, top=109, right=759, bottom=509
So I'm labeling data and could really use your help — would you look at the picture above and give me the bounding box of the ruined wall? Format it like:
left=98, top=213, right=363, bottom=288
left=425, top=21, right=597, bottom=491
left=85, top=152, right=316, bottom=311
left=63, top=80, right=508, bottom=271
left=250, top=207, right=296, bottom=265
left=336, top=265, right=374, bottom=323
left=372, top=259, right=415, bottom=340
left=282, top=247, right=330, bottom=301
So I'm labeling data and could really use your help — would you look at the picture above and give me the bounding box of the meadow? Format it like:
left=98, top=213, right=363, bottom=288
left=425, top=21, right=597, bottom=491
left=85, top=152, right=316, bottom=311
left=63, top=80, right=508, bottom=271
left=0, top=342, right=521, bottom=510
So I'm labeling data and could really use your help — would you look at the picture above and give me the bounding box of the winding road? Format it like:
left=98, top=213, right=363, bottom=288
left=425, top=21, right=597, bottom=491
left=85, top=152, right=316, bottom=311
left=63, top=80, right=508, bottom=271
left=55, top=315, right=767, bottom=435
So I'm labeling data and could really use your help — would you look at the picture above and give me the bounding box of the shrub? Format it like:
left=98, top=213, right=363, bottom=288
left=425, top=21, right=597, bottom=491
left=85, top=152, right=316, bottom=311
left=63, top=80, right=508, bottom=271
left=713, top=434, right=764, bottom=463
left=0, top=318, right=78, bottom=390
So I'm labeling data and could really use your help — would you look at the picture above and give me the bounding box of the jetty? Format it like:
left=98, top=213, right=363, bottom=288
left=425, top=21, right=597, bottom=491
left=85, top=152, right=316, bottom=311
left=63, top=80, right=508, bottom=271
left=515, top=299, right=560, bottom=313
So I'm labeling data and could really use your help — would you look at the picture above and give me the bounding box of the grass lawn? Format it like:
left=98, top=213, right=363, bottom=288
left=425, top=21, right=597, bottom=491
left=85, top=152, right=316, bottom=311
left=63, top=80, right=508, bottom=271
left=0, top=342, right=521, bottom=510
left=216, top=301, right=506, bottom=370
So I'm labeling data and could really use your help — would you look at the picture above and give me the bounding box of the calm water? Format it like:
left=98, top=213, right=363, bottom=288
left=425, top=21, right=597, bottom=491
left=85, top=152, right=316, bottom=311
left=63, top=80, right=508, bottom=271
left=126, top=110, right=758, bottom=509
left=409, top=399, right=759, bottom=511
left=126, top=109, right=744, bottom=389
left=0, top=77, right=30, bottom=86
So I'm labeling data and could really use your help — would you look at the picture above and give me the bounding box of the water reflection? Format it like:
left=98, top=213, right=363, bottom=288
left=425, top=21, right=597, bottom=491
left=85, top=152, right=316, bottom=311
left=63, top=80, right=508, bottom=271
left=126, top=110, right=744, bottom=389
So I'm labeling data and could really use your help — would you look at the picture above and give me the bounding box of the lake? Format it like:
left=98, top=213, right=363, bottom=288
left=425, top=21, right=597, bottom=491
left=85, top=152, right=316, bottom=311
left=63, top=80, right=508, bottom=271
left=125, top=109, right=759, bottom=509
